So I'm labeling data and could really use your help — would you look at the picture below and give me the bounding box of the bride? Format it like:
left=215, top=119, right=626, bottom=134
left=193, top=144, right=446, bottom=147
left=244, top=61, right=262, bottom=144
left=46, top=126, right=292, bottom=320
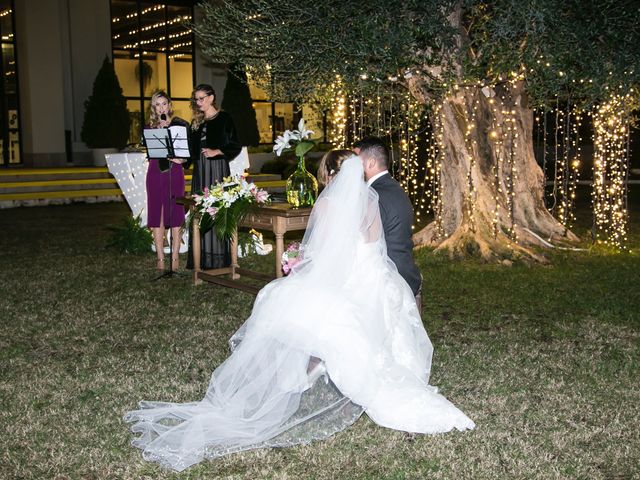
left=124, top=151, right=475, bottom=471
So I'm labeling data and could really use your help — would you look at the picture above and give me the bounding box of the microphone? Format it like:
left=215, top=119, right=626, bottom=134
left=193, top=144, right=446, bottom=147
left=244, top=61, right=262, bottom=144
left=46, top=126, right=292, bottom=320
left=159, top=113, right=171, bottom=171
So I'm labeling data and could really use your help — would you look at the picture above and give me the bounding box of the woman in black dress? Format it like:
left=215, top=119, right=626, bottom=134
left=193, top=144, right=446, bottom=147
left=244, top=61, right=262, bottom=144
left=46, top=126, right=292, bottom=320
left=187, top=84, right=241, bottom=270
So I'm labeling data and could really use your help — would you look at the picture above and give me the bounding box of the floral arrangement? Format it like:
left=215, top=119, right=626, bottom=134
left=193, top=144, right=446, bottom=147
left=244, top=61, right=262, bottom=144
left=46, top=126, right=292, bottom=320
left=274, top=118, right=319, bottom=207
left=273, top=118, right=315, bottom=158
left=189, top=175, right=269, bottom=239
left=281, top=241, right=304, bottom=275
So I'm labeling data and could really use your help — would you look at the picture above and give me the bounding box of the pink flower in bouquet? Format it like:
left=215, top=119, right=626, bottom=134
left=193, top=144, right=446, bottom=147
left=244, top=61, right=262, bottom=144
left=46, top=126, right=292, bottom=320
left=281, top=241, right=303, bottom=275
left=206, top=206, right=218, bottom=216
left=253, top=189, right=269, bottom=203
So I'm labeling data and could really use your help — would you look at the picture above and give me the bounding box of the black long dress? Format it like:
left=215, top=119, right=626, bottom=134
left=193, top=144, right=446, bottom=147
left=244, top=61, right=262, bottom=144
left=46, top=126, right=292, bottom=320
left=187, top=111, right=242, bottom=270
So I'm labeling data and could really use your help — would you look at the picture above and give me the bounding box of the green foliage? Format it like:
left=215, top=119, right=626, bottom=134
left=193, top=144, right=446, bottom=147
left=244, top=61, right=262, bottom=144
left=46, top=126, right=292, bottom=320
left=294, top=140, right=315, bottom=158
left=193, top=0, right=640, bottom=108
left=463, top=0, right=640, bottom=107
left=198, top=199, right=254, bottom=240
left=193, top=0, right=456, bottom=102
left=221, top=64, right=261, bottom=146
left=105, top=214, right=152, bottom=255
left=81, top=56, right=130, bottom=149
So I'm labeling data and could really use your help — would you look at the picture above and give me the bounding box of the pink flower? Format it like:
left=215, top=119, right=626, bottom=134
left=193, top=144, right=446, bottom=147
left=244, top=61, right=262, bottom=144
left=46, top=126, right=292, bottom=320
left=253, top=190, right=269, bottom=203
left=281, top=242, right=303, bottom=275
left=206, top=206, right=218, bottom=216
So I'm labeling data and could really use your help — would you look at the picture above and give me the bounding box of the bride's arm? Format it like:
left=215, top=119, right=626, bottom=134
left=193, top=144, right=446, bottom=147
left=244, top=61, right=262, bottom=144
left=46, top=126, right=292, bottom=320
left=361, top=194, right=383, bottom=243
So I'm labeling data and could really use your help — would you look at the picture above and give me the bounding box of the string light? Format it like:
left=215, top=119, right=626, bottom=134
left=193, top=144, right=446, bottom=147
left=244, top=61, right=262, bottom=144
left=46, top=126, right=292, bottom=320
left=592, top=92, right=632, bottom=250
left=112, top=4, right=164, bottom=23
left=328, top=75, right=347, bottom=148
left=319, top=62, right=634, bottom=249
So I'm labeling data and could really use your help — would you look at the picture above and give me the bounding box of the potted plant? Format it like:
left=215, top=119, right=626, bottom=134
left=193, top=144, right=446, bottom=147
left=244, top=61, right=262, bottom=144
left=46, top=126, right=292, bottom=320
left=81, top=56, right=130, bottom=166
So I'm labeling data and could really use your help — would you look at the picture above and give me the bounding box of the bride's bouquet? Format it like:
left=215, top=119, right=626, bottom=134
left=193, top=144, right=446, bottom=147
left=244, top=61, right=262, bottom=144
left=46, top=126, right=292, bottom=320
left=189, top=175, right=269, bottom=239
left=281, top=241, right=303, bottom=275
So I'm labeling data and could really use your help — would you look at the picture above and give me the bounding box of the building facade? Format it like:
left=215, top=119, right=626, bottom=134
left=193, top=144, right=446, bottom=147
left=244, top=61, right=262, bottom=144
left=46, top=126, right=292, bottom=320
left=5, top=0, right=316, bottom=168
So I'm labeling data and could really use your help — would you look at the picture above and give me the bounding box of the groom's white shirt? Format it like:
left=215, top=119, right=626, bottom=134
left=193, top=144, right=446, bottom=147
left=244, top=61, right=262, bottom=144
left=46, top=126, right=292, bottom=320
left=366, top=170, right=389, bottom=187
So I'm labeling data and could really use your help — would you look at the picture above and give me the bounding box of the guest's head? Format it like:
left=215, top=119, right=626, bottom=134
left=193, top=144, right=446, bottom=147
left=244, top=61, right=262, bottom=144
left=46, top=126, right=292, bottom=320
left=357, top=137, right=389, bottom=180
left=317, top=149, right=353, bottom=186
left=191, top=84, right=217, bottom=129
left=149, top=91, right=173, bottom=127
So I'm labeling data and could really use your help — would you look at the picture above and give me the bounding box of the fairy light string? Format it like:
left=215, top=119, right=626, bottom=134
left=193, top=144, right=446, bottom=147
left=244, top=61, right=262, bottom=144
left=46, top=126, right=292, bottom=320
left=592, top=92, right=632, bottom=250
left=321, top=63, right=635, bottom=246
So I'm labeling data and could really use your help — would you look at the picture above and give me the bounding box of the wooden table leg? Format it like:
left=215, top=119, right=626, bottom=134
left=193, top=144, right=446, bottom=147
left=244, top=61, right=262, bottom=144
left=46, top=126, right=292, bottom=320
left=192, top=214, right=202, bottom=285
left=274, top=217, right=285, bottom=279
left=230, top=230, right=240, bottom=280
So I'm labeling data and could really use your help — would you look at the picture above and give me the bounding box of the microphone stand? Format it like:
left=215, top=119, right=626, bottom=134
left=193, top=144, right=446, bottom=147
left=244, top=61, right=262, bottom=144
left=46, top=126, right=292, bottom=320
left=154, top=125, right=181, bottom=281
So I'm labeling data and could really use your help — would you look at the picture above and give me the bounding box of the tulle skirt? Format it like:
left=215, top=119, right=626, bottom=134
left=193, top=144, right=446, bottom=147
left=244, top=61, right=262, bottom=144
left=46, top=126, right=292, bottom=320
left=124, top=244, right=474, bottom=471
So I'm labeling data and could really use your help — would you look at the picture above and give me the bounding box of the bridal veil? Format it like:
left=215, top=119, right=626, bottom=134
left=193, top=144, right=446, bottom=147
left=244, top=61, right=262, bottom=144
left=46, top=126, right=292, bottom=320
left=124, top=156, right=474, bottom=471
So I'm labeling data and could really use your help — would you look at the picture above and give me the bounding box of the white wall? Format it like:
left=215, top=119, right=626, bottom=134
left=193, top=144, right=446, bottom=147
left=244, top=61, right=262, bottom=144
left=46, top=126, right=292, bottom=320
left=15, top=0, right=67, bottom=166
left=14, top=0, right=226, bottom=166
left=66, top=0, right=112, bottom=161
left=15, top=0, right=111, bottom=166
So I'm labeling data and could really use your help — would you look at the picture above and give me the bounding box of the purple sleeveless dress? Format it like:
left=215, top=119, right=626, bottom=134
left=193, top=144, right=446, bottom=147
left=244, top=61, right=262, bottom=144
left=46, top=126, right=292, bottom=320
left=145, top=118, right=187, bottom=228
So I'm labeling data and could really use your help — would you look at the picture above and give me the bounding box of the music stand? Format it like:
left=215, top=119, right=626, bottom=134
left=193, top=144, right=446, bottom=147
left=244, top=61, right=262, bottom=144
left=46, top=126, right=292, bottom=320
left=143, top=126, right=190, bottom=280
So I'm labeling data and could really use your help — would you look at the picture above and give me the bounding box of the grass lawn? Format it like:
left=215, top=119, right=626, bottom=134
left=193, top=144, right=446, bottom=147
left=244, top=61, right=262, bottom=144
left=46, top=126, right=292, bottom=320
left=1, top=190, right=639, bottom=479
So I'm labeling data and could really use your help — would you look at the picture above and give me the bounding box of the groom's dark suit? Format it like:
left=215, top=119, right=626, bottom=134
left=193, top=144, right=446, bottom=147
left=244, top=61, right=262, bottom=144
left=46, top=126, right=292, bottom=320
left=370, top=173, right=422, bottom=296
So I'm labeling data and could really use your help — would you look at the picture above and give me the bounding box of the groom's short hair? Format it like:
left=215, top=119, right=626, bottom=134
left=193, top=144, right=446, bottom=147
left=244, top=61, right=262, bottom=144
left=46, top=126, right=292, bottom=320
left=356, top=137, right=389, bottom=168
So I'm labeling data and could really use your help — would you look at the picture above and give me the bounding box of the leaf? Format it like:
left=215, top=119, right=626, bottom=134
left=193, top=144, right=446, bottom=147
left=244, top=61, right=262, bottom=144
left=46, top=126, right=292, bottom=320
left=105, top=214, right=152, bottom=255
left=295, top=140, right=315, bottom=158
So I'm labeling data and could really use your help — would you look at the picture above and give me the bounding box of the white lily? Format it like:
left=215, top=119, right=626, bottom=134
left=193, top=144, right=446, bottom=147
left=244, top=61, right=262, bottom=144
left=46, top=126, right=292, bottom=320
left=292, top=118, right=314, bottom=140
left=273, top=119, right=315, bottom=156
left=273, top=130, right=293, bottom=156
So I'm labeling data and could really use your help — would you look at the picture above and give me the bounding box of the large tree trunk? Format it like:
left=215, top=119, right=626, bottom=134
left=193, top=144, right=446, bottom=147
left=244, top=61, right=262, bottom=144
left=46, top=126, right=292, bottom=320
left=411, top=80, right=578, bottom=262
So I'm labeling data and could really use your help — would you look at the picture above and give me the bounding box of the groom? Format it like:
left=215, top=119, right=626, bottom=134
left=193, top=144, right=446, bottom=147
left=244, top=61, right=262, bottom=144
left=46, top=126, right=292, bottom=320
left=356, top=137, right=422, bottom=306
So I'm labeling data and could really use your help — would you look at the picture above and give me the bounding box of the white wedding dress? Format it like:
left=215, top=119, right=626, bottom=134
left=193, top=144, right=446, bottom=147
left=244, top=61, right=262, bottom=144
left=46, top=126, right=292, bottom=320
left=124, top=156, right=475, bottom=471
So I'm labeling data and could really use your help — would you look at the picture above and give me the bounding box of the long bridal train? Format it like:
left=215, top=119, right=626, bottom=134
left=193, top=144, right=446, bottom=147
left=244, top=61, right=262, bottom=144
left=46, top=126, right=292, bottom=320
left=124, top=157, right=475, bottom=472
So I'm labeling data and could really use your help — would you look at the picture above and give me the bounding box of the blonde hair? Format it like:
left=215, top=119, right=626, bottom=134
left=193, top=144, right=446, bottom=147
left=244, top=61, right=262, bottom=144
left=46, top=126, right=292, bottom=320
left=148, top=91, right=173, bottom=127
left=190, top=84, right=217, bottom=130
left=317, top=149, right=353, bottom=186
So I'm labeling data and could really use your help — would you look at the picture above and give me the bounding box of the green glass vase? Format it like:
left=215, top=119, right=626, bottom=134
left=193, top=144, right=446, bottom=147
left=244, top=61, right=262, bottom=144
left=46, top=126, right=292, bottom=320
left=286, top=156, right=318, bottom=207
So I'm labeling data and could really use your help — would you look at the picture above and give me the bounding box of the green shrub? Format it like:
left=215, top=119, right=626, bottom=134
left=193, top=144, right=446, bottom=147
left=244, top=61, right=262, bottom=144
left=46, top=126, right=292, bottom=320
left=221, top=64, right=260, bottom=146
left=81, top=56, right=130, bottom=149
left=106, top=214, right=152, bottom=255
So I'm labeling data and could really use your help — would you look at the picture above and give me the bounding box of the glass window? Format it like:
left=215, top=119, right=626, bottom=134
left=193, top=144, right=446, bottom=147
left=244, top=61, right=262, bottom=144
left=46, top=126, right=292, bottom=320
left=0, top=0, right=20, bottom=164
left=111, top=1, right=194, bottom=144
left=0, top=3, right=12, bottom=37
left=113, top=50, right=140, bottom=97
left=128, top=99, right=143, bottom=143
left=171, top=99, right=191, bottom=123
left=141, top=52, right=168, bottom=96
left=253, top=102, right=273, bottom=143
left=247, top=77, right=327, bottom=144
left=169, top=53, right=192, bottom=98
left=302, top=104, right=324, bottom=142
left=274, top=103, right=295, bottom=136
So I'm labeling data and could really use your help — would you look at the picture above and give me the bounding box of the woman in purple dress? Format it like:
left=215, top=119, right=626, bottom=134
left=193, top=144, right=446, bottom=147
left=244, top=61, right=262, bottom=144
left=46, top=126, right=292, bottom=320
left=146, top=91, right=189, bottom=271
left=186, top=84, right=241, bottom=270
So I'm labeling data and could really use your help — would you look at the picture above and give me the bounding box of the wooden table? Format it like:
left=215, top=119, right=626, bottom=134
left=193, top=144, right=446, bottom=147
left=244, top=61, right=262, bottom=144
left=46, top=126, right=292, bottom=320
left=190, top=201, right=312, bottom=294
